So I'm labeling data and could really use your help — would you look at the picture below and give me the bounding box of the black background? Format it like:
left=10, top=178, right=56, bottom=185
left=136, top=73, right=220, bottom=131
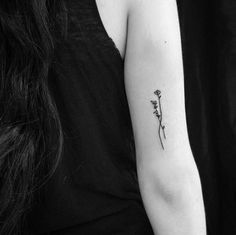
left=177, top=0, right=236, bottom=234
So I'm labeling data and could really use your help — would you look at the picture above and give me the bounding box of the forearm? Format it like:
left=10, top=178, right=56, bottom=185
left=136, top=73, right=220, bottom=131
left=137, top=151, right=206, bottom=235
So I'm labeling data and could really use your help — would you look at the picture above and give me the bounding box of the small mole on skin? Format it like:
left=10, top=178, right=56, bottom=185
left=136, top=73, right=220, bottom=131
left=164, top=41, right=167, bottom=44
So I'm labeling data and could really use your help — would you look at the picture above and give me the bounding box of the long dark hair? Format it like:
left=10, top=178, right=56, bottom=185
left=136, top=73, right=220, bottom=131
left=0, top=0, right=67, bottom=234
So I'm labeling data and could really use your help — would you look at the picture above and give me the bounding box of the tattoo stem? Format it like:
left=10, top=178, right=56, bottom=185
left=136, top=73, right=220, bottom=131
left=150, top=89, right=166, bottom=150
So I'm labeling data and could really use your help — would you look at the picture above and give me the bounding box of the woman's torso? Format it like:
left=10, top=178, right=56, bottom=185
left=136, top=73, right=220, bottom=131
left=28, top=0, right=154, bottom=234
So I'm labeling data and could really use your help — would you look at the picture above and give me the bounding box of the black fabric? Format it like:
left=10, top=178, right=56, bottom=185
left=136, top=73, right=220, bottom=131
left=29, top=0, right=154, bottom=234
left=177, top=0, right=236, bottom=234
left=217, top=1, right=236, bottom=234
left=176, top=1, right=220, bottom=234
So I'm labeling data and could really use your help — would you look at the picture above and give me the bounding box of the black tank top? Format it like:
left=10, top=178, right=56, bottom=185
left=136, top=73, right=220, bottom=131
left=29, top=0, right=154, bottom=234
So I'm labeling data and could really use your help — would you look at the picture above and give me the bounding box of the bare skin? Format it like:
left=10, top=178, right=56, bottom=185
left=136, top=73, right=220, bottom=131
left=95, top=0, right=206, bottom=234
left=95, top=0, right=128, bottom=59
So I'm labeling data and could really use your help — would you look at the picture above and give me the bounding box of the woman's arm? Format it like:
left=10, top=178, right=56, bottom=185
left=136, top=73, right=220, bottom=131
left=124, top=0, right=206, bottom=234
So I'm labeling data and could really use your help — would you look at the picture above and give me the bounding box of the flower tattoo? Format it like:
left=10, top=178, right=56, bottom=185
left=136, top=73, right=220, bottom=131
left=150, top=89, right=166, bottom=150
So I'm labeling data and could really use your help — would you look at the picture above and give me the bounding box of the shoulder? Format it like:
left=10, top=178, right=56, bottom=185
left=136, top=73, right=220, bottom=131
left=127, top=0, right=178, bottom=23
left=125, top=0, right=180, bottom=53
left=127, top=0, right=164, bottom=12
left=125, top=0, right=180, bottom=54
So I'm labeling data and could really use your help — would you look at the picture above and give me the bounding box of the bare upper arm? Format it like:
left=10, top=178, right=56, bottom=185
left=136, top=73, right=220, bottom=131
left=124, top=0, right=193, bottom=165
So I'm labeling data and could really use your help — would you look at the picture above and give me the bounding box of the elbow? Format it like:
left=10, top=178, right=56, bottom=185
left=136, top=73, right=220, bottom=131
left=137, top=157, right=204, bottom=208
left=137, top=156, right=206, bottom=235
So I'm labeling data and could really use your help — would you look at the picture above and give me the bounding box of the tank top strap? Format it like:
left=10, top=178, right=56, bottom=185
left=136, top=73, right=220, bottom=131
left=66, top=0, right=123, bottom=61
left=88, top=0, right=123, bottom=60
left=88, top=0, right=111, bottom=39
